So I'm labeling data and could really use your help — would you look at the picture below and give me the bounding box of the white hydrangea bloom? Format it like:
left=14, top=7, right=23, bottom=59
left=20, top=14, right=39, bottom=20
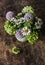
left=35, top=17, right=43, bottom=29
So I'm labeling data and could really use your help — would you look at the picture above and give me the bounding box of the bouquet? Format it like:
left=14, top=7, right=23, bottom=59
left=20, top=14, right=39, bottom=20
left=4, top=6, right=43, bottom=44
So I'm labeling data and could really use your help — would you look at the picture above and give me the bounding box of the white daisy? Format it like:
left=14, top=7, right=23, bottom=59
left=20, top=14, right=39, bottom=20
left=13, top=17, right=25, bottom=25
left=21, top=27, right=31, bottom=36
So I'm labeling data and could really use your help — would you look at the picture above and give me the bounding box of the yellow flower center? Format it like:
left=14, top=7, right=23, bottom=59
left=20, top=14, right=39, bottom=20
left=23, top=29, right=28, bottom=33
left=16, top=20, right=20, bottom=23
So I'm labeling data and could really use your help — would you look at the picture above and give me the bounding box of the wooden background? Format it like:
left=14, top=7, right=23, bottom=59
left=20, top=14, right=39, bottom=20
left=0, top=0, right=45, bottom=65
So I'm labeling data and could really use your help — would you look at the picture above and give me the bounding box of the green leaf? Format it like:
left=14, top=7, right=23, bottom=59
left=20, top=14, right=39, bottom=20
left=24, top=21, right=32, bottom=28
left=15, top=16, right=21, bottom=19
left=12, top=46, right=20, bottom=54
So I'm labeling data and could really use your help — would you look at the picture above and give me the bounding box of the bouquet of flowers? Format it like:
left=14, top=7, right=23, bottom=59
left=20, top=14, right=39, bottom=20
left=4, top=6, right=43, bottom=44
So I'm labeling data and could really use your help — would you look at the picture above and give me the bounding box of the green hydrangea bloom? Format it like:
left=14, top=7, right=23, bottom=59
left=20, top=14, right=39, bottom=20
left=4, top=21, right=17, bottom=35
left=25, top=31, right=38, bottom=44
left=22, top=6, right=34, bottom=14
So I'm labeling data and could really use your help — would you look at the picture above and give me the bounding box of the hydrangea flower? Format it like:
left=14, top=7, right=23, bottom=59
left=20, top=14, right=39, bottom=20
left=21, top=27, right=31, bottom=36
left=15, top=29, right=26, bottom=42
left=4, top=21, right=16, bottom=35
left=24, top=13, right=33, bottom=21
left=6, top=11, right=14, bottom=21
left=26, top=31, right=38, bottom=44
left=22, top=6, right=34, bottom=14
left=15, top=29, right=24, bottom=39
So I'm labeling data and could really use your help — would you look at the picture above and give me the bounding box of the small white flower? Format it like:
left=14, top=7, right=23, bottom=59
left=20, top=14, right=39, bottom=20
left=19, top=17, right=25, bottom=23
left=11, top=17, right=15, bottom=21
left=35, top=18, right=43, bottom=29
left=14, top=18, right=20, bottom=25
left=21, top=27, right=31, bottom=36
left=17, top=13, right=22, bottom=16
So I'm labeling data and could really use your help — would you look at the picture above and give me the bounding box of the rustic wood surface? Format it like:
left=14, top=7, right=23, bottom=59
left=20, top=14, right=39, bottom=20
left=0, top=0, right=45, bottom=65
